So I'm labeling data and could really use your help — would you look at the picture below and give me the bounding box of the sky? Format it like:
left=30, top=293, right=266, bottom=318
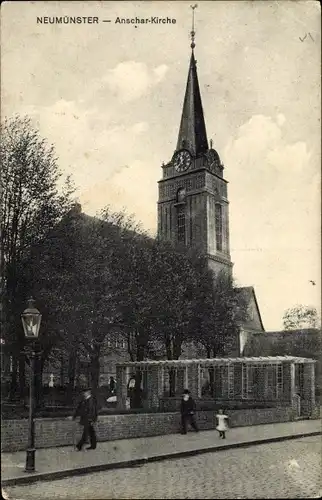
left=2, top=0, right=321, bottom=331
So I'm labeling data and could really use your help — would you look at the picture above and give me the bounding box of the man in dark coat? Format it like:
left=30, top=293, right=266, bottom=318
left=180, top=389, right=199, bottom=434
left=72, top=388, right=98, bottom=450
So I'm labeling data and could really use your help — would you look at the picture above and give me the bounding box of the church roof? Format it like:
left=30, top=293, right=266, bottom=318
left=243, top=328, right=321, bottom=359
left=176, top=50, right=209, bottom=157
left=237, top=286, right=265, bottom=331
left=264, top=328, right=320, bottom=336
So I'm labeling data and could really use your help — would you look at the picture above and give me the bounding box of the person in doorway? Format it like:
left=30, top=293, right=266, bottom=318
left=180, top=389, right=199, bottom=434
left=109, top=376, right=116, bottom=395
left=72, top=388, right=98, bottom=450
left=127, top=376, right=136, bottom=409
left=216, top=408, right=229, bottom=439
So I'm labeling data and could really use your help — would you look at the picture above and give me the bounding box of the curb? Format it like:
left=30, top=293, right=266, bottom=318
left=2, top=431, right=321, bottom=487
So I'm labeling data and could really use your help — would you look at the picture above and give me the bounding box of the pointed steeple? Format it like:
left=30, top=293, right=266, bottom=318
left=176, top=5, right=208, bottom=157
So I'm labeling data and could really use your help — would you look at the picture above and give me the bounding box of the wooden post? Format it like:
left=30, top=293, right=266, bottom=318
left=116, top=365, right=127, bottom=410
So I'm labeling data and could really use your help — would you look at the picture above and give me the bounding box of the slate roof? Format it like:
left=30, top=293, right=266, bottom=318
left=237, top=286, right=265, bottom=331
left=176, top=51, right=209, bottom=156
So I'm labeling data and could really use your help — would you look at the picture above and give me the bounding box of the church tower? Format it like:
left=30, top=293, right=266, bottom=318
left=157, top=11, right=232, bottom=276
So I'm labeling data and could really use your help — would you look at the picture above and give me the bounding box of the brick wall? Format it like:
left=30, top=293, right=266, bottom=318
left=2, top=405, right=318, bottom=452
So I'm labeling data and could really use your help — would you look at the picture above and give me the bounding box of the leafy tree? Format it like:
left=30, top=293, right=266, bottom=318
left=29, top=205, right=148, bottom=403
left=116, top=233, right=155, bottom=363
left=108, top=237, right=201, bottom=400
left=191, top=267, right=249, bottom=394
left=145, top=242, right=200, bottom=395
left=149, top=241, right=198, bottom=359
left=283, top=305, right=320, bottom=330
left=193, top=268, right=248, bottom=358
left=0, top=115, right=74, bottom=399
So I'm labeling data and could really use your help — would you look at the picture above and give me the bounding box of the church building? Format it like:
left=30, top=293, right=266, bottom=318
left=37, top=15, right=265, bottom=390
left=157, top=20, right=264, bottom=356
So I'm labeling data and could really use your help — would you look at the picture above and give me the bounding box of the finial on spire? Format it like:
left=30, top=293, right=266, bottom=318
left=210, top=139, right=213, bottom=149
left=190, top=4, right=198, bottom=50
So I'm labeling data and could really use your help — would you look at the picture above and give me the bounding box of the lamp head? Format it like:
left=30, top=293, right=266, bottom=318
left=21, top=298, right=42, bottom=339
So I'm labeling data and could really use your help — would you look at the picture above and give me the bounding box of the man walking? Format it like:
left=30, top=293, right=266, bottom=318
left=180, top=389, right=199, bottom=434
left=72, top=388, right=98, bottom=450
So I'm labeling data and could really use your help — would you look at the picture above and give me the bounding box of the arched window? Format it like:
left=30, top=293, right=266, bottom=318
left=177, top=205, right=186, bottom=244
left=215, top=203, right=223, bottom=251
left=176, top=187, right=186, bottom=203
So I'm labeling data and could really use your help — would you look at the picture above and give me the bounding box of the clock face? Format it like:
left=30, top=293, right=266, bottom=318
left=173, top=150, right=191, bottom=172
left=207, top=149, right=219, bottom=167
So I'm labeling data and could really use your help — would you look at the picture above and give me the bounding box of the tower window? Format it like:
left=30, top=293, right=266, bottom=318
left=176, top=188, right=186, bottom=202
left=215, top=203, right=223, bottom=251
left=177, top=206, right=186, bottom=244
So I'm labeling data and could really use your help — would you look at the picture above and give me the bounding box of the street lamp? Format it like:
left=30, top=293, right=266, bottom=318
left=21, top=298, right=42, bottom=473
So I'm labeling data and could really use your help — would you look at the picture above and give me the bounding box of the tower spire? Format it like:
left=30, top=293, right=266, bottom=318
left=176, top=4, right=208, bottom=157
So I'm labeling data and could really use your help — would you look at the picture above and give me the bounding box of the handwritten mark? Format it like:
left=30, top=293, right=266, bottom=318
left=299, top=32, right=314, bottom=42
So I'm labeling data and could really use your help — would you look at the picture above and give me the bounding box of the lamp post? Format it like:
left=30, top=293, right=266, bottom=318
left=21, top=298, right=42, bottom=473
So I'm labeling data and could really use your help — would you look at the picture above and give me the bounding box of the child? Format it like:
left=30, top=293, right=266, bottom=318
left=216, top=408, right=229, bottom=439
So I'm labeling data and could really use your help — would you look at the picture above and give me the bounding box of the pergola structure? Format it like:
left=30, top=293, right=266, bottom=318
left=115, top=356, right=316, bottom=417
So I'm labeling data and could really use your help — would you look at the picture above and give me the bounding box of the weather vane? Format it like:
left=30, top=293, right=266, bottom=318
left=190, top=4, right=198, bottom=49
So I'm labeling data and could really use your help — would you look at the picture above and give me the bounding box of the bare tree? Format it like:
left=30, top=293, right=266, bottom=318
left=0, top=115, right=75, bottom=399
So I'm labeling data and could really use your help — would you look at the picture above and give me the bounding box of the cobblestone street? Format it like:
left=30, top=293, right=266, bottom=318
left=3, top=436, right=321, bottom=499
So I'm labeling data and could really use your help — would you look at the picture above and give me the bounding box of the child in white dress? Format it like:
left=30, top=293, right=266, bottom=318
left=216, top=408, right=229, bottom=439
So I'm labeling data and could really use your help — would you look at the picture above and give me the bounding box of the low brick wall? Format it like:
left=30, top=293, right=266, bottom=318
left=160, top=397, right=285, bottom=412
left=1, top=405, right=319, bottom=452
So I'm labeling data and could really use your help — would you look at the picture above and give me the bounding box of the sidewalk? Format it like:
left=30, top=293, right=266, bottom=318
left=2, top=419, right=321, bottom=486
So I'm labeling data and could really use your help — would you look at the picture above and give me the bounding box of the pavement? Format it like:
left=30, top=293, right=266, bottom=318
left=3, top=437, right=321, bottom=499
left=1, top=419, right=321, bottom=487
